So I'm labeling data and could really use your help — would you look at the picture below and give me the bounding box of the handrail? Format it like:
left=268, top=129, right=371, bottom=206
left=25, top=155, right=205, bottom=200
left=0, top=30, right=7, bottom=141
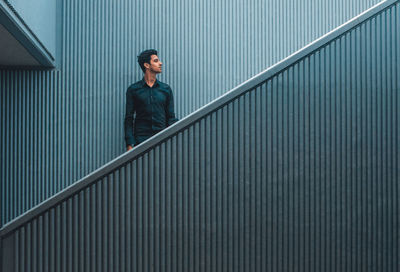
left=0, top=0, right=397, bottom=237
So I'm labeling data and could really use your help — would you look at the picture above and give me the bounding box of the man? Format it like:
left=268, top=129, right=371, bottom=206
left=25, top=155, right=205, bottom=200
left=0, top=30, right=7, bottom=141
left=124, top=49, right=178, bottom=151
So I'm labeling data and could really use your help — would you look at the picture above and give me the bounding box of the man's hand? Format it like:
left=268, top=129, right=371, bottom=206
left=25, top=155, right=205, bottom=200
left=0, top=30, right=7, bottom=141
left=127, top=145, right=133, bottom=151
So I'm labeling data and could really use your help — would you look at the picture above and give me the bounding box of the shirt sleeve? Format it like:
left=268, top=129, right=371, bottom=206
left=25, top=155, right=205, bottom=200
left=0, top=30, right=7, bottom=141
left=167, top=87, right=178, bottom=126
left=124, top=88, right=136, bottom=147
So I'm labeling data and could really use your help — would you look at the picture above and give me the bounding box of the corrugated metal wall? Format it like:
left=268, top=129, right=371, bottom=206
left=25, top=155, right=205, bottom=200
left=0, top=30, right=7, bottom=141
left=1, top=1, right=399, bottom=271
left=0, top=0, right=384, bottom=226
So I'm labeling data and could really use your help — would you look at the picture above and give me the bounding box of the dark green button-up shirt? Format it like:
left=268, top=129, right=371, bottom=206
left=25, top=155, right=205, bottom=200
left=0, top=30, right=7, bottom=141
left=124, top=78, right=178, bottom=147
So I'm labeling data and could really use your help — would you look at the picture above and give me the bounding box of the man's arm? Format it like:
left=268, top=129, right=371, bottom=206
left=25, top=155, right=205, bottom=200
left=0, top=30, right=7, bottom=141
left=166, top=87, right=178, bottom=126
left=124, top=88, right=136, bottom=150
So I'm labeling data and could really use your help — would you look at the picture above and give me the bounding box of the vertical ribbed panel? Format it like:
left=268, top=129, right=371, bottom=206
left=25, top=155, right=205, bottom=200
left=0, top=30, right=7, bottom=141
left=2, top=2, right=399, bottom=271
left=0, top=0, right=385, bottom=225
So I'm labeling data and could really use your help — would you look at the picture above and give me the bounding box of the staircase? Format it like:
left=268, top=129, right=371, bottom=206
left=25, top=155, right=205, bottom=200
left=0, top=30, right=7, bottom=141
left=1, top=1, right=399, bottom=271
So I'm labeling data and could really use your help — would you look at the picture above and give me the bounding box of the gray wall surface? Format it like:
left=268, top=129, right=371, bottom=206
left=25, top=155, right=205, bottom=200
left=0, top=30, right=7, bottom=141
left=1, top=0, right=57, bottom=60
left=1, top=0, right=382, bottom=226
left=1, top=1, right=399, bottom=271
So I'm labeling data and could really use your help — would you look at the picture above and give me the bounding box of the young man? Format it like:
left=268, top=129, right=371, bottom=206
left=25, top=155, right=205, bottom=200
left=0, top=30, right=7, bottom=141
left=124, top=49, right=178, bottom=151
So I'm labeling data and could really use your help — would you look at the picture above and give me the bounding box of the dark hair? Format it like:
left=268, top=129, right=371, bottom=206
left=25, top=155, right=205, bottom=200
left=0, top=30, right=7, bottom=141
left=137, top=49, right=158, bottom=73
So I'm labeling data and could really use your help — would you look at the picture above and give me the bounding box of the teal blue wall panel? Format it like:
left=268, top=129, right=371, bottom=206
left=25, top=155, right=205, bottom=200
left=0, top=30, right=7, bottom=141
left=1, top=0, right=382, bottom=226
left=1, top=1, right=398, bottom=271
left=6, top=0, right=56, bottom=58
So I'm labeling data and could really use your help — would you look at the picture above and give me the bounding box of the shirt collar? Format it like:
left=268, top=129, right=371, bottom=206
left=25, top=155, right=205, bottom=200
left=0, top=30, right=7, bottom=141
left=141, top=78, right=159, bottom=88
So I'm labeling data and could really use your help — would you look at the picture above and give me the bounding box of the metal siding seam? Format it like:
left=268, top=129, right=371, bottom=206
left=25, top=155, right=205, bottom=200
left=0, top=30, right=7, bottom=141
left=8, top=73, right=13, bottom=223
left=148, top=150, right=154, bottom=271
left=166, top=138, right=173, bottom=272
left=16, top=72, right=21, bottom=221
left=354, top=24, right=362, bottom=269
left=396, top=4, right=400, bottom=269
left=114, top=170, right=120, bottom=272
left=125, top=164, right=132, bottom=272
left=60, top=203, right=66, bottom=272
left=323, top=43, right=330, bottom=272
left=288, top=64, right=295, bottom=272
left=38, top=216, right=44, bottom=272
left=159, top=143, right=165, bottom=272
left=95, top=180, right=102, bottom=272
left=198, top=119, right=205, bottom=272
left=50, top=208, right=56, bottom=271
left=350, top=28, right=357, bottom=272
left=77, top=191, right=82, bottom=271
left=188, top=127, right=195, bottom=272
left=50, top=208, right=55, bottom=271
left=10, top=73, right=15, bottom=221
left=273, top=74, right=279, bottom=272
left=32, top=219, right=38, bottom=272
left=212, top=113, right=217, bottom=271
left=15, top=231, right=19, bottom=272
left=314, top=51, right=321, bottom=272
left=381, top=11, right=388, bottom=271
left=54, top=200, right=59, bottom=271
left=279, top=72, right=286, bottom=271
left=254, top=86, right=260, bottom=272
left=142, top=153, right=148, bottom=272
left=247, top=92, right=256, bottom=270
left=184, top=131, right=190, bottom=272
left=36, top=71, right=40, bottom=213
left=387, top=9, right=395, bottom=270
left=231, top=98, right=237, bottom=272
left=71, top=195, right=77, bottom=272
left=366, top=16, right=374, bottom=269
left=389, top=8, right=397, bottom=270
left=176, top=132, right=183, bottom=272
left=388, top=9, right=397, bottom=268
left=236, top=93, right=247, bottom=271
left=357, top=22, right=367, bottom=271
left=375, top=13, right=382, bottom=270
left=136, top=156, right=142, bottom=272
left=153, top=146, right=160, bottom=271
left=143, top=152, right=154, bottom=269
left=299, top=59, right=306, bottom=272
left=217, top=109, right=223, bottom=272
left=226, top=103, right=232, bottom=272
left=120, top=167, right=126, bottom=272
left=368, top=16, right=374, bottom=271
left=108, top=173, right=114, bottom=272
left=242, top=92, right=249, bottom=272
left=1, top=71, right=3, bottom=224
left=250, top=89, right=257, bottom=272
left=189, top=126, right=196, bottom=272
left=85, top=187, right=91, bottom=272
left=44, top=213, right=49, bottom=272
left=25, top=224, right=31, bottom=271
left=23, top=72, right=28, bottom=215
left=5, top=73, right=9, bottom=223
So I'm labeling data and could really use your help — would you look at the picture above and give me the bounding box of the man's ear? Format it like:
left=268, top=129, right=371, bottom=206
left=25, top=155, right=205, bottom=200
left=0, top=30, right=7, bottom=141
left=144, top=62, right=150, bottom=69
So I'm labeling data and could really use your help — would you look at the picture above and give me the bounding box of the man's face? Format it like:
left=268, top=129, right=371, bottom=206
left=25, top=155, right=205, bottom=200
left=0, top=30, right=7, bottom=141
left=145, top=54, right=162, bottom=74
